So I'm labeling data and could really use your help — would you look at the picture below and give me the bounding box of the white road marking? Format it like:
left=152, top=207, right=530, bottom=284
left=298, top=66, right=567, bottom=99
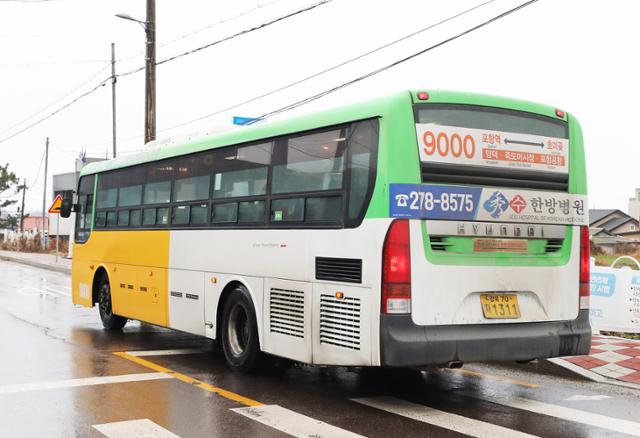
left=45, top=286, right=71, bottom=297
left=93, top=419, right=180, bottom=438
left=565, top=395, right=612, bottom=401
left=16, top=285, right=71, bottom=298
left=352, top=396, right=538, bottom=438
left=232, top=404, right=366, bottom=438
left=126, top=348, right=207, bottom=357
left=0, top=372, right=171, bottom=394
left=472, top=393, right=640, bottom=437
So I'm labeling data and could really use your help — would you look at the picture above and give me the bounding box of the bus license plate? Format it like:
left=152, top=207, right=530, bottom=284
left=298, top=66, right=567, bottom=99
left=480, top=294, right=521, bottom=319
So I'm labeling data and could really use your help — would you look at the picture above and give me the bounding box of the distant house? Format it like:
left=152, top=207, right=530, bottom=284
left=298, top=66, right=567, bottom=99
left=590, top=209, right=640, bottom=253
left=23, top=215, right=49, bottom=234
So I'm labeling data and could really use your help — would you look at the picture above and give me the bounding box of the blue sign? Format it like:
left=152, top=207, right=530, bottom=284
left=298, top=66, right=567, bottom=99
left=389, top=184, right=482, bottom=220
left=233, top=116, right=262, bottom=126
left=590, top=308, right=603, bottom=318
left=632, top=276, right=640, bottom=286
left=590, top=273, right=617, bottom=297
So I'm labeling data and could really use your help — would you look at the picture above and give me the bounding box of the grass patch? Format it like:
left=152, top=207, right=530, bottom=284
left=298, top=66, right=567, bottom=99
left=594, top=254, right=640, bottom=269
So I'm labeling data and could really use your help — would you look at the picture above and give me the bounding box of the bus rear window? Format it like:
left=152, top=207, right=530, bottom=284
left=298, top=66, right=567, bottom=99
left=415, top=104, right=567, bottom=139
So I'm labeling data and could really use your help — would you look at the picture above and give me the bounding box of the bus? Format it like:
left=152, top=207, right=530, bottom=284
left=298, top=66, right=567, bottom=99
left=65, top=90, right=591, bottom=373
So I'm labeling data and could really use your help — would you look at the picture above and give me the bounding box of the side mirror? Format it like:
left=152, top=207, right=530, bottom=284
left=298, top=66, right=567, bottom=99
left=60, top=199, right=75, bottom=218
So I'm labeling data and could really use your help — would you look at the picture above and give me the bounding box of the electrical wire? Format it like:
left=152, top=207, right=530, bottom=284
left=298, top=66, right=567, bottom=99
left=117, top=0, right=334, bottom=78
left=255, top=0, right=539, bottom=121
left=116, top=0, right=286, bottom=63
left=30, top=149, right=46, bottom=188
left=157, top=0, right=497, bottom=133
left=0, top=0, right=332, bottom=144
left=0, top=77, right=111, bottom=144
left=0, top=63, right=110, bottom=137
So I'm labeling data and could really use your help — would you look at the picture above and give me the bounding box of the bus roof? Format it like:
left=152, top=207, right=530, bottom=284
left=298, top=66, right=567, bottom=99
left=80, top=89, right=566, bottom=176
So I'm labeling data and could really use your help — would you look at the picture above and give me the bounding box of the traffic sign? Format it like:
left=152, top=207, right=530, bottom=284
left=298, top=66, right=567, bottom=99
left=48, top=194, right=63, bottom=214
left=233, top=116, right=262, bottom=126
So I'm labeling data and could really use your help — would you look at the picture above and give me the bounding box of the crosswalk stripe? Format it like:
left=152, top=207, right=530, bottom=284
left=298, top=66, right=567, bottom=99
left=352, top=396, right=538, bottom=438
left=0, top=372, right=171, bottom=394
left=231, top=404, right=366, bottom=438
left=471, top=393, right=640, bottom=437
left=93, top=419, right=180, bottom=438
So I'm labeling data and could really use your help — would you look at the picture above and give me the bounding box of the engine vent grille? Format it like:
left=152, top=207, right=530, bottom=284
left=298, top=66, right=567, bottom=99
left=316, top=257, right=362, bottom=283
left=269, top=288, right=305, bottom=338
left=319, top=294, right=361, bottom=351
left=544, top=238, right=564, bottom=253
left=429, top=236, right=449, bottom=252
left=421, top=162, right=569, bottom=192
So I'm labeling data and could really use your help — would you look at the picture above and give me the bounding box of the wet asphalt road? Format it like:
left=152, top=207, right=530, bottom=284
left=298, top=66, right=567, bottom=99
left=1, top=259, right=639, bottom=438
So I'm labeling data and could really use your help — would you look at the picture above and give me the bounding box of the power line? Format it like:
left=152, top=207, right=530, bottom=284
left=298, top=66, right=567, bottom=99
left=256, top=0, right=539, bottom=121
left=0, top=77, right=110, bottom=144
left=157, top=0, right=497, bottom=134
left=117, top=0, right=334, bottom=78
left=0, top=63, right=110, bottom=137
left=30, top=149, right=46, bottom=187
left=116, top=0, right=286, bottom=63
left=0, top=0, right=332, bottom=145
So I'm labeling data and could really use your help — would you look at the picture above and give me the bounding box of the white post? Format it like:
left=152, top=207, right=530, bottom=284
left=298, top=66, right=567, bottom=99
left=55, top=214, right=59, bottom=263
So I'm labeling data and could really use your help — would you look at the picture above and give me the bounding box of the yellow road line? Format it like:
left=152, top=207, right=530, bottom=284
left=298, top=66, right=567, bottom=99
left=445, top=367, right=541, bottom=388
left=114, top=351, right=263, bottom=407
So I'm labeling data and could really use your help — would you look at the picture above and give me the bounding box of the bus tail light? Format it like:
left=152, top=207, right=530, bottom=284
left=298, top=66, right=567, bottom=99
left=382, top=219, right=411, bottom=314
left=579, top=226, right=590, bottom=310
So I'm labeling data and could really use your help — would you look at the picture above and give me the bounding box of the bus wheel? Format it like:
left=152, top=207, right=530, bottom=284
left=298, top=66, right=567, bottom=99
left=221, top=285, right=262, bottom=373
left=97, top=276, right=127, bottom=331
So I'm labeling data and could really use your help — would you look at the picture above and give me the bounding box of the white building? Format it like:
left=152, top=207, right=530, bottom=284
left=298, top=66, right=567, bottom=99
left=629, top=188, right=640, bottom=223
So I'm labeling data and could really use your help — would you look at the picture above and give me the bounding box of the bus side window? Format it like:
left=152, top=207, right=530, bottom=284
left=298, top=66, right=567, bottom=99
left=143, top=162, right=174, bottom=226
left=75, top=175, right=95, bottom=243
left=144, top=163, right=173, bottom=205
left=213, top=143, right=271, bottom=200
left=347, top=119, right=379, bottom=224
left=174, top=154, right=213, bottom=203
left=271, top=130, right=346, bottom=195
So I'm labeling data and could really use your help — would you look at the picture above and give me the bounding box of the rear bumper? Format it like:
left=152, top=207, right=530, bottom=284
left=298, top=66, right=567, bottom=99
left=380, top=310, right=591, bottom=367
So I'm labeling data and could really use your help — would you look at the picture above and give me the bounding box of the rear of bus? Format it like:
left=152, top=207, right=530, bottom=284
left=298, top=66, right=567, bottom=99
left=379, top=91, right=591, bottom=367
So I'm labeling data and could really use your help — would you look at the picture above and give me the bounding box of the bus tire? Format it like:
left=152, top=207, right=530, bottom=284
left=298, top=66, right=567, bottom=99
left=97, top=276, right=127, bottom=331
left=221, top=285, right=263, bottom=373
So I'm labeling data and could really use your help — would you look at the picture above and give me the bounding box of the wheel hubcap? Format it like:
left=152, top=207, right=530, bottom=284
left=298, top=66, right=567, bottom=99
left=228, top=304, right=249, bottom=357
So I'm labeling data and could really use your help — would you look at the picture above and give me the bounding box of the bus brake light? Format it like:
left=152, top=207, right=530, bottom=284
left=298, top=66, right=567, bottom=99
left=417, top=92, right=429, bottom=101
left=382, top=219, right=411, bottom=314
left=555, top=108, right=565, bottom=118
left=579, top=226, right=590, bottom=310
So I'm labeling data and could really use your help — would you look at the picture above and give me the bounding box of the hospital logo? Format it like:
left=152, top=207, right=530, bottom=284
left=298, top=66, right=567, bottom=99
left=509, top=194, right=527, bottom=214
left=483, top=191, right=509, bottom=219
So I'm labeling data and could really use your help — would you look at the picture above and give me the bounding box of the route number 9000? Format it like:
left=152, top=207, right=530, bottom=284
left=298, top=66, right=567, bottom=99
left=423, top=130, right=476, bottom=159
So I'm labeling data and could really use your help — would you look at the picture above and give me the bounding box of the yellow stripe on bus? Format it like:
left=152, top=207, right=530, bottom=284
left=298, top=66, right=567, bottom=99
left=113, top=352, right=263, bottom=407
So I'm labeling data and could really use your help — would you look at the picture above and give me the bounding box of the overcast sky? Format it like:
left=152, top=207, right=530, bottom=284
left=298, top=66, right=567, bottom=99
left=1, top=0, right=638, bottom=214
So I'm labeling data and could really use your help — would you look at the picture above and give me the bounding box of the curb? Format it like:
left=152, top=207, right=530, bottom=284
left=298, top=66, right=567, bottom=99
left=547, top=357, right=640, bottom=390
left=0, top=254, right=71, bottom=275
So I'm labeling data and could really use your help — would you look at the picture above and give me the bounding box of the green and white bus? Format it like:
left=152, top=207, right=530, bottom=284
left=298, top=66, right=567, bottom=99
left=69, top=90, right=591, bottom=372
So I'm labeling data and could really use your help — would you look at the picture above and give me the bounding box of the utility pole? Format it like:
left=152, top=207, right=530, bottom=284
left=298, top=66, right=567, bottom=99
left=19, top=178, right=26, bottom=232
left=41, top=137, right=49, bottom=251
left=111, top=42, right=117, bottom=158
left=145, top=0, right=156, bottom=144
